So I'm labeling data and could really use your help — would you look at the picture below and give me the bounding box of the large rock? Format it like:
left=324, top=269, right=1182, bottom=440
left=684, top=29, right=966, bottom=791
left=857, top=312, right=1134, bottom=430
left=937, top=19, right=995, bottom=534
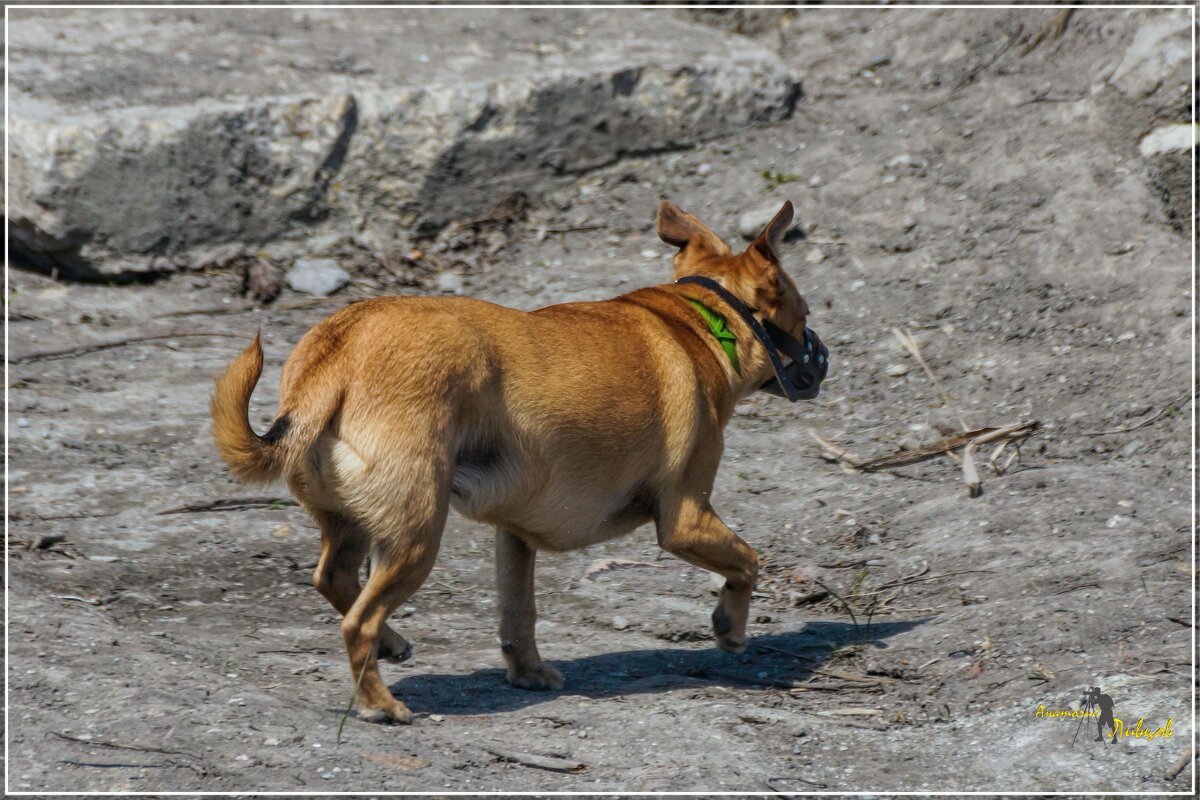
left=8, top=8, right=801, bottom=278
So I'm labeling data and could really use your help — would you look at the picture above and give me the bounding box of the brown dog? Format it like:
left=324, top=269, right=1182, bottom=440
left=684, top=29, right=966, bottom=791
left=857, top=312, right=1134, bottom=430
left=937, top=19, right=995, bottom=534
left=212, top=200, right=819, bottom=723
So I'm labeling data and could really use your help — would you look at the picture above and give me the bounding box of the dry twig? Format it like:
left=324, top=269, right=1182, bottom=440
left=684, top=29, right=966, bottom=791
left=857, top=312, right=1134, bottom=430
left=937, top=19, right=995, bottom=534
left=157, top=497, right=298, bottom=515
left=893, top=327, right=970, bottom=430
left=1164, top=746, right=1195, bottom=781
left=809, top=422, right=1039, bottom=473
left=13, top=332, right=244, bottom=364
left=1081, top=391, right=1191, bottom=436
left=484, top=746, right=584, bottom=773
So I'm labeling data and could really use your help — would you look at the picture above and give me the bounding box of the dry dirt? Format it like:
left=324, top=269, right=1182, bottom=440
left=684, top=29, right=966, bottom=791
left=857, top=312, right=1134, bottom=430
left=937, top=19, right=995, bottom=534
left=6, top=6, right=1196, bottom=794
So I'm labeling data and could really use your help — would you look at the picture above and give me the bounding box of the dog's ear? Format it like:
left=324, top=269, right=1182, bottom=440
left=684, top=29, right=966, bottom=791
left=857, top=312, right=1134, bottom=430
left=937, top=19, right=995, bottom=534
left=656, top=201, right=729, bottom=255
left=749, top=201, right=794, bottom=264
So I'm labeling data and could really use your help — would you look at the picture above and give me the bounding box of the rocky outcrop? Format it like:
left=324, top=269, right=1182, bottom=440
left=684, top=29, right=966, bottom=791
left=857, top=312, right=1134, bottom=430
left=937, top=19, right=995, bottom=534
left=8, top=8, right=800, bottom=278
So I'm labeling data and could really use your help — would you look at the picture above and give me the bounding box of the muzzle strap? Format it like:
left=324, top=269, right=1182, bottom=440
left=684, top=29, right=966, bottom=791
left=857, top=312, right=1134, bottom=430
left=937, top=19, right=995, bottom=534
left=675, top=275, right=827, bottom=402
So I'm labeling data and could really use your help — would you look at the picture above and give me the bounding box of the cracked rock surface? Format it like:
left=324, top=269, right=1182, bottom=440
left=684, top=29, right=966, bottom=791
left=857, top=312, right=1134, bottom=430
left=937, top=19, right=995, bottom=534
left=8, top=7, right=799, bottom=278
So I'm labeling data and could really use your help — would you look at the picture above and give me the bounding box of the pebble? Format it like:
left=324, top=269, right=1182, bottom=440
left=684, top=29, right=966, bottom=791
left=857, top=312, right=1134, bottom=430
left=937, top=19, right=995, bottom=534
left=270, top=523, right=294, bottom=540
left=429, top=714, right=445, bottom=722
left=264, top=737, right=280, bottom=746
left=435, top=271, right=464, bottom=294
left=17, top=418, right=30, bottom=428
left=1137, top=123, right=1197, bottom=156
left=285, top=259, right=350, bottom=297
left=696, top=162, right=712, bottom=177
left=318, top=769, right=335, bottom=780
left=612, top=616, right=629, bottom=631
left=886, top=363, right=910, bottom=377
left=806, top=248, right=825, bottom=265
left=738, top=204, right=798, bottom=240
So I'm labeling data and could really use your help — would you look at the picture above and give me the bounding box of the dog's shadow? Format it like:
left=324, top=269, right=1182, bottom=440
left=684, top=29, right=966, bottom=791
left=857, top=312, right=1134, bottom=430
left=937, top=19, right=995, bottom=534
left=388, top=619, right=928, bottom=716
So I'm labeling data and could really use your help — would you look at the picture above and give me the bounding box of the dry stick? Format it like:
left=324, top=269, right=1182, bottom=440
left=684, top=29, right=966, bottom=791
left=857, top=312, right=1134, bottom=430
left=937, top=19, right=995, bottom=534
left=157, top=497, right=298, bottom=515
left=1164, top=746, right=1195, bottom=781
left=155, top=298, right=333, bottom=319
left=1081, top=391, right=1191, bottom=436
left=484, top=746, right=585, bottom=773
left=808, top=423, right=1038, bottom=472
left=815, top=579, right=860, bottom=634
left=336, top=659, right=369, bottom=745
left=1021, top=8, right=1074, bottom=56
left=893, top=327, right=970, bottom=431
left=757, top=646, right=900, bottom=686
left=858, top=568, right=996, bottom=597
left=60, top=760, right=173, bottom=769
left=48, top=731, right=202, bottom=761
left=988, top=440, right=1010, bottom=475
left=962, top=438, right=983, bottom=498
left=12, top=331, right=245, bottom=365
left=765, top=775, right=829, bottom=791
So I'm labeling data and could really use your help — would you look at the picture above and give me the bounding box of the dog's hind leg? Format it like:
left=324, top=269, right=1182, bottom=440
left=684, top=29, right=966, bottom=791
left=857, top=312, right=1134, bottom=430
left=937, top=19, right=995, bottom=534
left=310, top=509, right=411, bottom=663
left=339, top=475, right=448, bottom=724
left=495, top=529, right=564, bottom=691
left=341, top=535, right=441, bottom=724
left=655, top=495, right=759, bottom=654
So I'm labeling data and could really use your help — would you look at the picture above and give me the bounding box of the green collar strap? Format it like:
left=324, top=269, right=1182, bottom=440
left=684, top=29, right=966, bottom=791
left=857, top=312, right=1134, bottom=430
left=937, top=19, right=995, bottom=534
left=685, top=298, right=740, bottom=374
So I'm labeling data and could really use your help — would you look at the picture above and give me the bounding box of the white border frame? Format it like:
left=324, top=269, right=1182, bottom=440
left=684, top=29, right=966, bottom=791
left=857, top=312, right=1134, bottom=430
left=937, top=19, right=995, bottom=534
left=3, top=1, right=1196, bottom=796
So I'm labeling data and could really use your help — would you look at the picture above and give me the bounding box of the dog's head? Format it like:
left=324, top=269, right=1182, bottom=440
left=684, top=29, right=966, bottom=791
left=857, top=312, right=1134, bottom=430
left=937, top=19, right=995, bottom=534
left=656, top=199, right=810, bottom=343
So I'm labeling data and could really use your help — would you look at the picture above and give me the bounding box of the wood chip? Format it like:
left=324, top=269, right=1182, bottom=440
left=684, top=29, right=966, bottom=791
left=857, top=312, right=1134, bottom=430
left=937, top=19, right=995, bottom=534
left=484, top=745, right=584, bottom=773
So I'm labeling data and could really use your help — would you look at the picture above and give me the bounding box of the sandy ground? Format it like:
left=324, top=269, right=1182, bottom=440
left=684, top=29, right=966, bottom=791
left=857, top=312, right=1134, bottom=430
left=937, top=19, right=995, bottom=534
left=6, top=6, right=1195, bottom=793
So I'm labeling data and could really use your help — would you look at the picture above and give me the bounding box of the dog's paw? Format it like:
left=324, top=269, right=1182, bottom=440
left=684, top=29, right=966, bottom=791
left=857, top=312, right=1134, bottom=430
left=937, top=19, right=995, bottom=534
left=711, top=607, right=747, bottom=653
left=356, top=699, right=414, bottom=725
left=715, top=635, right=747, bottom=654
left=377, top=627, right=413, bottom=664
left=506, top=663, right=565, bottom=692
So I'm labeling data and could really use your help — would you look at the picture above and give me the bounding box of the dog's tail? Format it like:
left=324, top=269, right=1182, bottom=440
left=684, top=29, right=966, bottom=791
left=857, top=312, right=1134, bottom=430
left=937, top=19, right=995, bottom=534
left=211, top=332, right=330, bottom=484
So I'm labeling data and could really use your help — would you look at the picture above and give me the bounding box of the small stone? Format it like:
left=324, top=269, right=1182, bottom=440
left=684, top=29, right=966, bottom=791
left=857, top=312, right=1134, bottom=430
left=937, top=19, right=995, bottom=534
left=1138, top=123, right=1198, bottom=157
left=285, top=259, right=350, bottom=297
left=264, top=737, right=280, bottom=746
left=435, top=271, right=464, bottom=294
left=270, top=523, right=294, bottom=540
left=886, top=363, right=910, bottom=377
left=709, top=572, right=726, bottom=593
left=612, top=616, right=629, bottom=631
left=16, top=418, right=30, bottom=428
left=1118, top=440, right=1146, bottom=458
left=429, top=714, right=445, bottom=722
left=805, top=248, right=825, bottom=265
left=738, top=204, right=799, bottom=241
left=696, top=162, right=712, bottom=177
left=808, top=174, right=823, bottom=187
left=318, top=769, right=334, bottom=779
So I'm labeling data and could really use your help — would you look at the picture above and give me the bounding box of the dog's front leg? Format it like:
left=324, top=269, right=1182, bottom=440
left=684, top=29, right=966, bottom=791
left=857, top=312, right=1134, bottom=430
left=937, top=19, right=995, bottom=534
left=495, top=528, right=564, bottom=691
left=656, top=496, right=759, bottom=653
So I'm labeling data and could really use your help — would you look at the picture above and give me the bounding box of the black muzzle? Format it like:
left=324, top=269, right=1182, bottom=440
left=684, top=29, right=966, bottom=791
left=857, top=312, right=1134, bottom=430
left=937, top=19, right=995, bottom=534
left=760, top=322, right=829, bottom=401
left=676, top=275, right=830, bottom=403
